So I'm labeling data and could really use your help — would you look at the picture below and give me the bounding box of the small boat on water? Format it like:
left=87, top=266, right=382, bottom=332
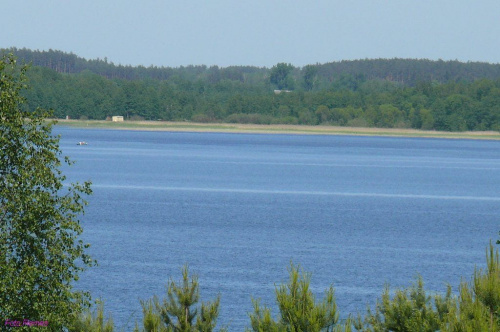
left=77, top=141, right=88, bottom=145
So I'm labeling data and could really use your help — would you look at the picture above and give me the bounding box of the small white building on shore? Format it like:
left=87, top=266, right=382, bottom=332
left=111, top=116, right=124, bottom=122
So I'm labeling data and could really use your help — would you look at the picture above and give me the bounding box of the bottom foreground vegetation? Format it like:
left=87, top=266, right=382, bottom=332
left=73, top=243, right=500, bottom=332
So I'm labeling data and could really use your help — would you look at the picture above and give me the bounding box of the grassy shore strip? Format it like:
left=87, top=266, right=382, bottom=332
left=55, top=119, right=500, bottom=140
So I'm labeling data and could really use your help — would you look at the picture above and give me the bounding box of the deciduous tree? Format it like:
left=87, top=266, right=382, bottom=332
left=0, top=54, right=93, bottom=330
left=270, top=63, right=295, bottom=91
left=302, top=65, right=317, bottom=91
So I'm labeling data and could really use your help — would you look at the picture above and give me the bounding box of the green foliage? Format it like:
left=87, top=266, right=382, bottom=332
left=472, top=242, right=500, bottom=330
left=69, top=301, right=114, bottom=332
left=302, top=65, right=317, bottom=91
left=8, top=48, right=500, bottom=85
left=0, top=54, right=93, bottom=330
left=270, top=63, right=295, bottom=90
left=364, top=243, right=500, bottom=331
left=8, top=47, right=500, bottom=131
left=442, top=282, right=492, bottom=331
left=136, top=297, right=165, bottom=332
left=248, top=263, right=339, bottom=332
left=376, top=104, right=404, bottom=128
left=365, top=277, right=455, bottom=331
left=440, top=243, right=499, bottom=331
left=136, top=265, right=224, bottom=332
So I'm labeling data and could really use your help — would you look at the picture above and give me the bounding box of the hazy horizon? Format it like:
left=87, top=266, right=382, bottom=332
left=6, top=46, right=500, bottom=70
left=3, top=1, right=500, bottom=68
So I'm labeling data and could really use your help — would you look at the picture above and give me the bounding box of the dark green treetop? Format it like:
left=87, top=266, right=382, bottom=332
left=302, top=65, right=317, bottom=91
left=270, top=63, right=295, bottom=90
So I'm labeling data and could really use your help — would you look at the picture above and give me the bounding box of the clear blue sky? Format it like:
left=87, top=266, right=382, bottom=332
left=3, top=0, right=500, bottom=68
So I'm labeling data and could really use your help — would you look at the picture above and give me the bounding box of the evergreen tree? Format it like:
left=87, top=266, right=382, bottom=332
left=137, top=266, right=223, bottom=332
left=365, top=277, right=455, bottom=331
left=472, top=242, right=500, bottom=330
left=70, top=301, right=114, bottom=332
left=441, top=242, right=500, bottom=331
left=248, top=263, right=339, bottom=332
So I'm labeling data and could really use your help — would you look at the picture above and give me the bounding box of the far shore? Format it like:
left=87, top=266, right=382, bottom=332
left=54, top=119, right=500, bottom=140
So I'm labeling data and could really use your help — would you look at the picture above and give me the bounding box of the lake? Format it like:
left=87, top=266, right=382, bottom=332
left=56, top=127, right=500, bottom=330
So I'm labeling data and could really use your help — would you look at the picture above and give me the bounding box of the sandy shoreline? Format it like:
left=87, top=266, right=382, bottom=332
left=54, top=119, right=500, bottom=140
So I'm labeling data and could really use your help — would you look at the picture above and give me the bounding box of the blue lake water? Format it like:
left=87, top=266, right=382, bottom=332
left=56, top=127, right=500, bottom=330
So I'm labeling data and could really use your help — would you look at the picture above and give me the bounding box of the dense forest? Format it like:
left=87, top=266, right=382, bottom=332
left=4, top=47, right=500, bottom=131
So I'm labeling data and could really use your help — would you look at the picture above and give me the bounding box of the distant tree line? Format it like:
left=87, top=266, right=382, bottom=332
left=4, top=48, right=500, bottom=131
left=6, top=47, right=500, bottom=85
